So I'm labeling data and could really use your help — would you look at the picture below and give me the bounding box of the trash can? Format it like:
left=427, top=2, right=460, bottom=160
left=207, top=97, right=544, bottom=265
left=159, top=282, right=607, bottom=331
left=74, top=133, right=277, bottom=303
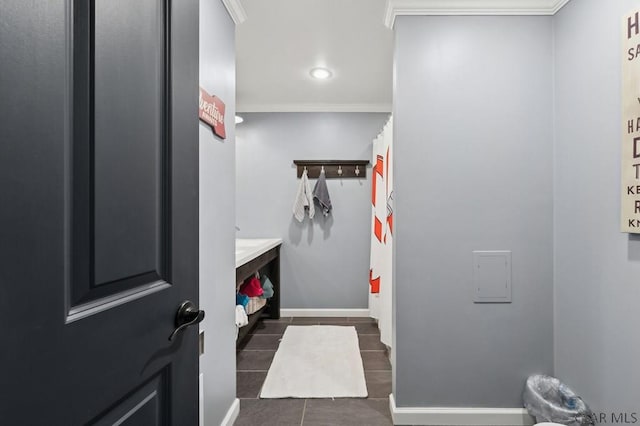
left=523, top=375, right=594, bottom=426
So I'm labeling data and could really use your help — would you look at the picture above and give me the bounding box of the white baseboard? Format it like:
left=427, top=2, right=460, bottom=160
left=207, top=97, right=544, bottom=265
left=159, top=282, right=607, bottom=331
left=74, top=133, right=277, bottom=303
left=280, top=308, right=370, bottom=317
left=220, top=398, right=240, bottom=426
left=389, top=394, right=535, bottom=426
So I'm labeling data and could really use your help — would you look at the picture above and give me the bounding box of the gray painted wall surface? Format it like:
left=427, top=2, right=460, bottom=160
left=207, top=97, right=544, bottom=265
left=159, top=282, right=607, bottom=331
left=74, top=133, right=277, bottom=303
left=554, top=0, right=640, bottom=414
left=393, top=16, right=554, bottom=407
left=199, top=0, right=236, bottom=423
left=236, top=113, right=388, bottom=309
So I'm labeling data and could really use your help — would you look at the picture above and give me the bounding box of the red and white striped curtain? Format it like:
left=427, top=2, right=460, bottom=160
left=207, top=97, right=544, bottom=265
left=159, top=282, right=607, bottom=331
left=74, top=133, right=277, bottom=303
left=369, top=116, right=393, bottom=348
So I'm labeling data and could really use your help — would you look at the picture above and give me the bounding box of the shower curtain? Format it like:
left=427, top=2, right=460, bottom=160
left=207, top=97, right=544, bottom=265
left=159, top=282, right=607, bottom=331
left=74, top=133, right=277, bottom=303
left=369, top=116, right=393, bottom=348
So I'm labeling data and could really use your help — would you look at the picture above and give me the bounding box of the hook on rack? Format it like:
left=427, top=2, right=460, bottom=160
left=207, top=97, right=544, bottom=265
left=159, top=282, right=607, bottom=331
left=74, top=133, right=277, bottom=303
left=293, top=160, right=370, bottom=178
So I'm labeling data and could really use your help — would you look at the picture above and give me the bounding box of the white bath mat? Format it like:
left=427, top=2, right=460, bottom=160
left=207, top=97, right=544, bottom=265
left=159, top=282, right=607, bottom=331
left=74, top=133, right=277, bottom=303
left=260, top=325, right=368, bottom=398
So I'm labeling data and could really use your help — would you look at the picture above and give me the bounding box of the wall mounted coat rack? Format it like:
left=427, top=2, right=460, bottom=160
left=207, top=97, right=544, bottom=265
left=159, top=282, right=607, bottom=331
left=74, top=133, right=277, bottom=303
left=293, top=160, right=370, bottom=179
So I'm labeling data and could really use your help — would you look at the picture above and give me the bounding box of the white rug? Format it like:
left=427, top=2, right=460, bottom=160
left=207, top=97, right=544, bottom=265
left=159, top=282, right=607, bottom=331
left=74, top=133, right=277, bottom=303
left=260, top=325, right=368, bottom=398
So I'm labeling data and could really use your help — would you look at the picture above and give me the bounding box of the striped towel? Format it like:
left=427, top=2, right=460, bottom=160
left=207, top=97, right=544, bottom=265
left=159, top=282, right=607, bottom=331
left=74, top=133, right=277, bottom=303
left=292, top=169, right=315, bottom=222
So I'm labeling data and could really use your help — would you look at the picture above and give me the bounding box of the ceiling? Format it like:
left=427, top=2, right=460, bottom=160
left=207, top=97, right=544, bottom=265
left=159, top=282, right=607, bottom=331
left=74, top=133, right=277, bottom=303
left=232, top=0, right=571, bottom=113
left=235, top=0, right=394, bottom=113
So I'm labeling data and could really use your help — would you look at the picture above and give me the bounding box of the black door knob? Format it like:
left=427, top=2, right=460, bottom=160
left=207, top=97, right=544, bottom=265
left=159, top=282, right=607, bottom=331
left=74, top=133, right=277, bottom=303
left=168, top=300, right=205, bottom=341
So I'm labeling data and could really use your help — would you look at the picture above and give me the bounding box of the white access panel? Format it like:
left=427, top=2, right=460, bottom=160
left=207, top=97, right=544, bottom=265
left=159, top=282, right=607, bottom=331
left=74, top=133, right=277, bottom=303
left=473, top=251, right=512, bottom=303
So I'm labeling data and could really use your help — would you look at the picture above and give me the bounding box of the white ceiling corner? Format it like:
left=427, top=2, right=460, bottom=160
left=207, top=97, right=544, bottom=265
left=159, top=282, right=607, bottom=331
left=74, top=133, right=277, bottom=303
left=236, top=0, right=572, bottom=112
left=221, top=0, right=247, bottom=25
left=384, top=0, right=572, bottom=28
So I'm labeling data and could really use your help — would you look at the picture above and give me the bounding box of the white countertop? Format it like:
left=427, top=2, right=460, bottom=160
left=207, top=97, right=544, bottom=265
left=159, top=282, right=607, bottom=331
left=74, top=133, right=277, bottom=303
left=235, top=238, right=283, bottom=268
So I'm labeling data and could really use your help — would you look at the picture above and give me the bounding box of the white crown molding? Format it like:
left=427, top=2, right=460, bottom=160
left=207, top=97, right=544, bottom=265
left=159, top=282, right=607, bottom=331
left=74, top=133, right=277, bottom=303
left=384, top=0, right=572, bottom=28
left=237, top=103, right=392, bottom=113
left=389, top=394, right=535, bottom=426
left=221, top=0, right=247, bottom=25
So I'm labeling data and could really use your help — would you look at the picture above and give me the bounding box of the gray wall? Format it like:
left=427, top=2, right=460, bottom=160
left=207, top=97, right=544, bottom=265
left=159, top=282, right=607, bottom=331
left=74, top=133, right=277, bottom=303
left=393, top=16, right=554, bottom=407
left=199, top=0, right=236, bottom=423
left=554, top=0, right=640, bottom=414
left=236, top=113, right=388, bottom=309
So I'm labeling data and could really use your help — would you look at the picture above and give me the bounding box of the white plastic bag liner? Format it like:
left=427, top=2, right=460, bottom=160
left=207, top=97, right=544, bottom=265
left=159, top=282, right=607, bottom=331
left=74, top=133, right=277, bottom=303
left=523, top=375, right=594, bottom=426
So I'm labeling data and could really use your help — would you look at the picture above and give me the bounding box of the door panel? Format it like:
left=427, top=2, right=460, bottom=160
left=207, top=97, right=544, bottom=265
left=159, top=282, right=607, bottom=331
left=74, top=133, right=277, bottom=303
left=0, top=0, right=199, bottom=424
left=72, top=0, right=169, bottom=307
left=92, top=369, right=168, bottom=426
left=93, top=0, right=164, bottom=286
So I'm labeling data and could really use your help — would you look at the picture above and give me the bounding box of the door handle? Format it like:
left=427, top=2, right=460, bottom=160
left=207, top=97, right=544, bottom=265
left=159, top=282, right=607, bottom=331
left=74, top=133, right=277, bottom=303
left=168, top=300, right=205, bottom=341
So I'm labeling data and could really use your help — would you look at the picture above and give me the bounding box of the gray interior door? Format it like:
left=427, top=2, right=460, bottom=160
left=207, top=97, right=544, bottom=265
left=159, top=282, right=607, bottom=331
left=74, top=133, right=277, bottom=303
left=0, top=0, right=200, bottom=424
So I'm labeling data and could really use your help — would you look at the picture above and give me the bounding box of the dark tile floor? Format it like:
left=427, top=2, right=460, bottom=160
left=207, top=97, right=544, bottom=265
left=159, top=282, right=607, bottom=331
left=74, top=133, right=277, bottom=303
left=235, top=317, right=393, bottom=426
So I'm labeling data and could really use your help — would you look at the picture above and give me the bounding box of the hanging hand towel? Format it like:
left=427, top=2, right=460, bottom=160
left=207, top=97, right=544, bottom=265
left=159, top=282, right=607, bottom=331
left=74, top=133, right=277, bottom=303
left=313, top=169, right=332, bottom=216
left=292, top=169, right=315, bottom=222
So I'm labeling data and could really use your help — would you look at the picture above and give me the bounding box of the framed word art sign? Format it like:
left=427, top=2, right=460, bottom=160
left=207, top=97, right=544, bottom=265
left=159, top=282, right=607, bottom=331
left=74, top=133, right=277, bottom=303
left=622, top=10, right=640, bottom=232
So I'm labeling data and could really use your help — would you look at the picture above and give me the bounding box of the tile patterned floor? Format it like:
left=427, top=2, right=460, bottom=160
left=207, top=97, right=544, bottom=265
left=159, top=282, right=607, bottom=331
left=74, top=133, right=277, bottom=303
left=235, top=317, right=393, bottom=426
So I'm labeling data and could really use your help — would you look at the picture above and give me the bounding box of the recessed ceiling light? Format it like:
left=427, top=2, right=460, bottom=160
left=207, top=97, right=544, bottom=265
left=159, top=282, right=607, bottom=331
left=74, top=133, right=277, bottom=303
left=235, top=115, right=244, bottom=124
left=310, top=67, right=332, bottom=80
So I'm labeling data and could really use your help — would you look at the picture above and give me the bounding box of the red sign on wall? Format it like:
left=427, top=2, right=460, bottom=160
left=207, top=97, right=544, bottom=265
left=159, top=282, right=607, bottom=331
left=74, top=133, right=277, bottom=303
left=199, top=87, right=226, bottom=139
